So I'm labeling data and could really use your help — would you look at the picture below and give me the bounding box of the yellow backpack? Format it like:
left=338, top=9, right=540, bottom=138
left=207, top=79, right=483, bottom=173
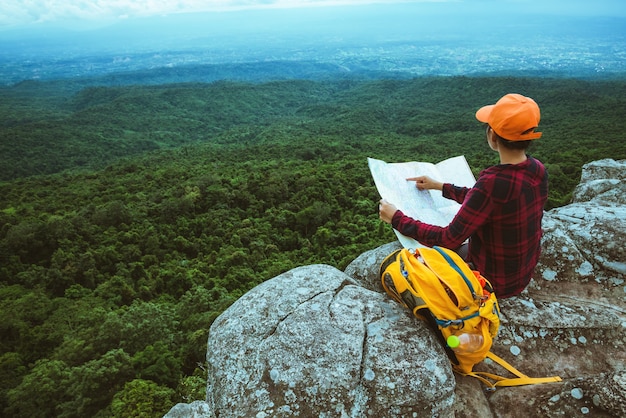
left=379, top=246, right=562, bottom=390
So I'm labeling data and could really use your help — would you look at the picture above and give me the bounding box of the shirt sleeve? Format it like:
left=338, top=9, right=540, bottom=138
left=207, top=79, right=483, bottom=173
left=391, top=181, right=493, bottom=249
left=442, top=183, right=469, bottom=204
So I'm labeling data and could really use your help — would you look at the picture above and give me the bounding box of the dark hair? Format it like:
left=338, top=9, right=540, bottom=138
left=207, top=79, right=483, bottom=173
left=493, top=130, right=532, bottom=150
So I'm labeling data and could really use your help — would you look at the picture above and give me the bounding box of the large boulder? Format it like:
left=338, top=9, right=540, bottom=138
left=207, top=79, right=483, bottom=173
left=165, top=159, right=626, bottom=417
left=534, top=159, right=626, bottom=294
left=203, top=264, right=455, bottom=417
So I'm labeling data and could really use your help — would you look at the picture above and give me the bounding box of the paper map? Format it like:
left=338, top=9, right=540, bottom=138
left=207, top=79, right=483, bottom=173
left=368, top=155, right=476, bottom=250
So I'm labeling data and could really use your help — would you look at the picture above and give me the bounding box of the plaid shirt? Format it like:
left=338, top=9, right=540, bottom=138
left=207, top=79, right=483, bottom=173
left=392, top=156, right=548, bottom=298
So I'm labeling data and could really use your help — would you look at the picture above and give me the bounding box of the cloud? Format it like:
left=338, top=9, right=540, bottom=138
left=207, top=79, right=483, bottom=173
left=0, top=0, right=434, bottom=29
left=1, top=0, right=624, bottom=29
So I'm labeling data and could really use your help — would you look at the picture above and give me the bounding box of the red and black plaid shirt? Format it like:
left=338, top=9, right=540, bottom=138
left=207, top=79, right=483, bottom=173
left=392, top=156, right=548, bottom=298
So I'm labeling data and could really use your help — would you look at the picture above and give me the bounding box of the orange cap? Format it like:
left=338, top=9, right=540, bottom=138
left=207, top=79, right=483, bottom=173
left=476, top=93, right=542, bottom=141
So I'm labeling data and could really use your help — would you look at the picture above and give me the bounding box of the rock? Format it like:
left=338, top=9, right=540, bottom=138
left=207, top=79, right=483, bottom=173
left=582, top=371, right=626, bottom=416
left=574, top=159, right=626, bottom=205
left=344, top=241, right=402, bottom=292
left=451, top=376, right=494, bottom=418
left=204, top=264, right=455, bottom=417
left=163, top=400, right=212, bottom=418
left=488, top=371, right=626, bottom=417
left=539, top=205, right=626, bottom=285
left=533, top=159, right=626, bottom=295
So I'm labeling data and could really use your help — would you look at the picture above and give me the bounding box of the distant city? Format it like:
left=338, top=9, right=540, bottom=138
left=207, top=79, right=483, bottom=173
left=1, top=7, right=625, bottom=85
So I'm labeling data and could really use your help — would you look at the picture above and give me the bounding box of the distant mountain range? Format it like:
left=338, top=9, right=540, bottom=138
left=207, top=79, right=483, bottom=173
left=1, top=5, right=625, bottom=85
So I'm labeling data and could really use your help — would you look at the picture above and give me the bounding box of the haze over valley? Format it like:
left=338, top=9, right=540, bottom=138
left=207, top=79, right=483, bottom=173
left=1, top=3, right=625, bottom=85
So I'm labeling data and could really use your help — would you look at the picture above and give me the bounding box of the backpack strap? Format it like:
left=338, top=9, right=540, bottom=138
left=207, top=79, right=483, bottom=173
left=433, top=246, right=483, bottom=302
left=457, top=351, right=562, bottom=390
left=434, top=311, right=479, bottom=329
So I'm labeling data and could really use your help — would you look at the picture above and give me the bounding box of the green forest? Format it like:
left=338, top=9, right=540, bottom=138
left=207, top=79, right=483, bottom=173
left=1, top=75, right=625, bottom=417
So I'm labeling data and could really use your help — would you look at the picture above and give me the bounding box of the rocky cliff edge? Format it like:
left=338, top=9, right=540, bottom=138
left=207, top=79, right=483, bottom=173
left=166, top=159, right=625, bottom=418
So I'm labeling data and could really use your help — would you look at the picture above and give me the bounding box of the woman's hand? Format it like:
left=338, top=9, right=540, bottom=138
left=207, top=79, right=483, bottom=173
left=406, top=176, right=443, bottom=191
left=378, top=199, right=398, bottom=224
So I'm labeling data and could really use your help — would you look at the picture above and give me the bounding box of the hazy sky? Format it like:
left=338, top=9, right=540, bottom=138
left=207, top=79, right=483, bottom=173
left=2, top=0, right=625, bottom=30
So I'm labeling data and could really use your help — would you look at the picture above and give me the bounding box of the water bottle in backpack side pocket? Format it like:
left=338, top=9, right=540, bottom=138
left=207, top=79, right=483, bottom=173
left=447, top=332, right=484, bottom=353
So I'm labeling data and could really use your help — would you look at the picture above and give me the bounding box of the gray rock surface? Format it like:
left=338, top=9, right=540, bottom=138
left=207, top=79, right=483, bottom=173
left=536, top=159, right=626, bottom=291
left=164, top=401, right=213, bottom=418
left=204, top=264, right=455, bottom=417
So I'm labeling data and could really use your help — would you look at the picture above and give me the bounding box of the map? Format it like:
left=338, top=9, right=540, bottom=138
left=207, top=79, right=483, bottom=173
left=368, top=155, right=476, bottom=249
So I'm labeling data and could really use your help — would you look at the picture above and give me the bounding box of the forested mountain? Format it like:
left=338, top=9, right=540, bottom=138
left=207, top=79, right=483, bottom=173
left=1, top=74, right=625, bottom=417
left=3, top=75, right=625, bottom=201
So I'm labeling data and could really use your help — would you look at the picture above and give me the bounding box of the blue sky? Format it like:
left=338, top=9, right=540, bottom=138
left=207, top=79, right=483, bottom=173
left=1, top=0, right=625, bottom=30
